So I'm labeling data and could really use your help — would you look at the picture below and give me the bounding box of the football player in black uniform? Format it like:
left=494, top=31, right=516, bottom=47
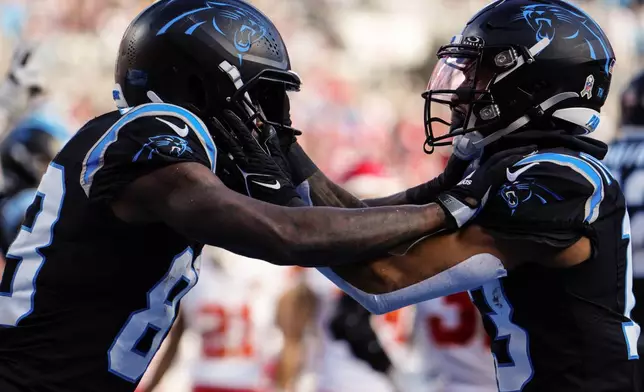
left=276, top=1, right=641, bottom=391
left=604, top=71, right=644, bottom=389
left=0, top=1, right=522, bottom=392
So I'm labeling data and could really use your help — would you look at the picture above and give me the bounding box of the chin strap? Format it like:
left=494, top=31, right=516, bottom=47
left=452, top=91, right=585, bottom=160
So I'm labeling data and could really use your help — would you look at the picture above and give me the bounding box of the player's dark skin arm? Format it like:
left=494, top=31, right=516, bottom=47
left=112, top=162, right=447, bottom=267
left=288, top=142, right=408, bottom=208
left=306, top=170, right=407, bottom=209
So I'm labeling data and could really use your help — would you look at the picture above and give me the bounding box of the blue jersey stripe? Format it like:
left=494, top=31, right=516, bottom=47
left=157, top=6, right=212, bottom=35
left=80, top=103, right=216, bottom=196
left=579, top=152, right=613, bottom=185
left=515, top=152, right=604, bottom=224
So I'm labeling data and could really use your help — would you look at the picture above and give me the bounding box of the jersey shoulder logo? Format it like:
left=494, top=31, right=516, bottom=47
left=133, top=135, right=193, bottom=161
left=498, top=177, right=564, bottom=215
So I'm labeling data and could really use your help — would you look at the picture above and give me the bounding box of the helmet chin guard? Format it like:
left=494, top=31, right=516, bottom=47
left=449, top=92, right=593, bottom=160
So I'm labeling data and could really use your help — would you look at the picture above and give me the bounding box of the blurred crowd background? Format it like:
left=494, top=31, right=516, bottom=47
left=2, top=0, right=644, bottom=391
left=3, top=0, right=644, bottom=187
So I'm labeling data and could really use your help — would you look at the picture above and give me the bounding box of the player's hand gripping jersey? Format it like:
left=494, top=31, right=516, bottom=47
left=470, top=143, right=640, bottom=392
left=0, top=104, right=214, bottom=392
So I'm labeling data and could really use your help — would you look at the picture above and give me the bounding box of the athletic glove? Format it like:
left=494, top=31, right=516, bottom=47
left=437, top=146, right=537, bottom=229
left=210, top=110, right=301, bottom=206
left=259, top=89, right=319, bottom=186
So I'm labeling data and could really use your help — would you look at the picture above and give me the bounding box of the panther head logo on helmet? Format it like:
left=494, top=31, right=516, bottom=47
left=518, top=4, right=612, bottom=74
left=157, top=1, right=270, bottom=65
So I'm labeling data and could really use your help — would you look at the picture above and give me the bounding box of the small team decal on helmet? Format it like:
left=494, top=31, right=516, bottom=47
left=581, top=75, right=594, bottom=99
left=585, top=114, right=600, bottom=132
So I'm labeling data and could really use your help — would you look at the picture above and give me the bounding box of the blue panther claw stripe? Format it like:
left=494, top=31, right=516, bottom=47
left=513, top=4, right=612, bottom=74
left=157, top=1, right=270, bottom=65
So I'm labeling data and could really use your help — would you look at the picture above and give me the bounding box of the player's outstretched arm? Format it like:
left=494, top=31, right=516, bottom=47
left=320, top=225, right=506, bottom=312
left=113, top=160, right=448, bottom=267
left=286, top=142, right=472, bottom=208
left=322, top=221, right=591, bottom=315
left=318, top=152, right=598, bottom=315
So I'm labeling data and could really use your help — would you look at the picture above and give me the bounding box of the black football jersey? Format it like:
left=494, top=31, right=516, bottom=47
left=470, top=147, right=640, bottom=392
left=0, top=103, right=218, bottom=392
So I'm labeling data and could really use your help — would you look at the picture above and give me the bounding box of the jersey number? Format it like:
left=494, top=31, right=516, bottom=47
left=200, top=303, right=254, bottom=358
left=0, top=164, right=65, bottom=326
left=621, top=211, right=640, bottom=360
left=471, top=281, right=533, bottom=392
left=108, top=248, right=200, bottom=382
left=601, top=167, right=640, bottom=359
left=618, top=169, right=644, bottom=259
left=0, top=164, right=202, bottom=383
left=427, top=292, right=487, bottom=346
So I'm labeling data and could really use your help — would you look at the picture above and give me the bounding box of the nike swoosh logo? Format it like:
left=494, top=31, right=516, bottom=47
left=156, top=117, right=189, bottom=137
left=506, top=162, right=540, bottom=182
left=251, top=180, right=281, bottom=190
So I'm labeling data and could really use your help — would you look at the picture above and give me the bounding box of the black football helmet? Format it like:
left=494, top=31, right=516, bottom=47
left=423, top=0, right=615, bottom=159
left=620, top=71, right=644, bottom=132
left=113, top=0, right=301, bottom=136
left=0, top=113, right=68, bottom=195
